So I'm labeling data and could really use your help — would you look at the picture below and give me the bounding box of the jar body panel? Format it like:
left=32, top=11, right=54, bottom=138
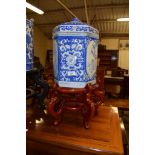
left=53, top=36, right=98, bottom=88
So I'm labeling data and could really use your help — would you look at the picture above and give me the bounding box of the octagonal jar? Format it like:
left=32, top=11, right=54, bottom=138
left=53, top=18, right=99, bottom=88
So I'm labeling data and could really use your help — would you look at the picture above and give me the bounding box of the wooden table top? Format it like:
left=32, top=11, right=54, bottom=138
left=27, top=106, right=123, bottom=155
left=104, top=99, right=129, bottom=110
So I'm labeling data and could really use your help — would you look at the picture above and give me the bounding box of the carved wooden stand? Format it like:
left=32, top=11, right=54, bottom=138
left=48, top=83, right=104, bottom=129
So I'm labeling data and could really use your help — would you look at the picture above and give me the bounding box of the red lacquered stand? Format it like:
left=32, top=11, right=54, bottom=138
left=48, top=83, right=104, bottom=129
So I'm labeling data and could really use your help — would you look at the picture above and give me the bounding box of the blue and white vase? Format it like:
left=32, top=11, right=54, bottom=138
left=53, top=18, right=99, bottom=88
left=26, top=19, right=34, bottom=71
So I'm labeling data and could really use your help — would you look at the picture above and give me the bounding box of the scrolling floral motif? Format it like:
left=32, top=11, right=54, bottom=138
left=57, top=38, right=87, bottom=82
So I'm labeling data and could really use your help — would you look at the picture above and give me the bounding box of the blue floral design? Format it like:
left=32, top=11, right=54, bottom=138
left=26, top=19, right=34, bottom=71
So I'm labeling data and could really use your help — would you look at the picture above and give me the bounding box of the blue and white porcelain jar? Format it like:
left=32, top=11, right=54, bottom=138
left=53, top=18, right=99, bottom=88
left=26, top=19, right=34, bottom=71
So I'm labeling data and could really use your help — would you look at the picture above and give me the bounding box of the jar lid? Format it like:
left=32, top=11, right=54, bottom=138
left=53, top=18, right=99, bottom=38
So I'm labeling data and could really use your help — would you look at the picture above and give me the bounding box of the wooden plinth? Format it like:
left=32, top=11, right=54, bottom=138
left=26, top=106, right=124, bottom=155
left=48, top=83, right=104, bottom=129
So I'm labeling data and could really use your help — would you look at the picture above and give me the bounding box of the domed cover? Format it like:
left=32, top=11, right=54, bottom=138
left=53, top=18, right=99, bottom=39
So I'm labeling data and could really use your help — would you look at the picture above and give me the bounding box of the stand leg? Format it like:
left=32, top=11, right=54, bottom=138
left=48, top=96, right=63, bottom=126
left=81, top=93, right=95, bottom=129
left=94, top=90, right=105, bottom=116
